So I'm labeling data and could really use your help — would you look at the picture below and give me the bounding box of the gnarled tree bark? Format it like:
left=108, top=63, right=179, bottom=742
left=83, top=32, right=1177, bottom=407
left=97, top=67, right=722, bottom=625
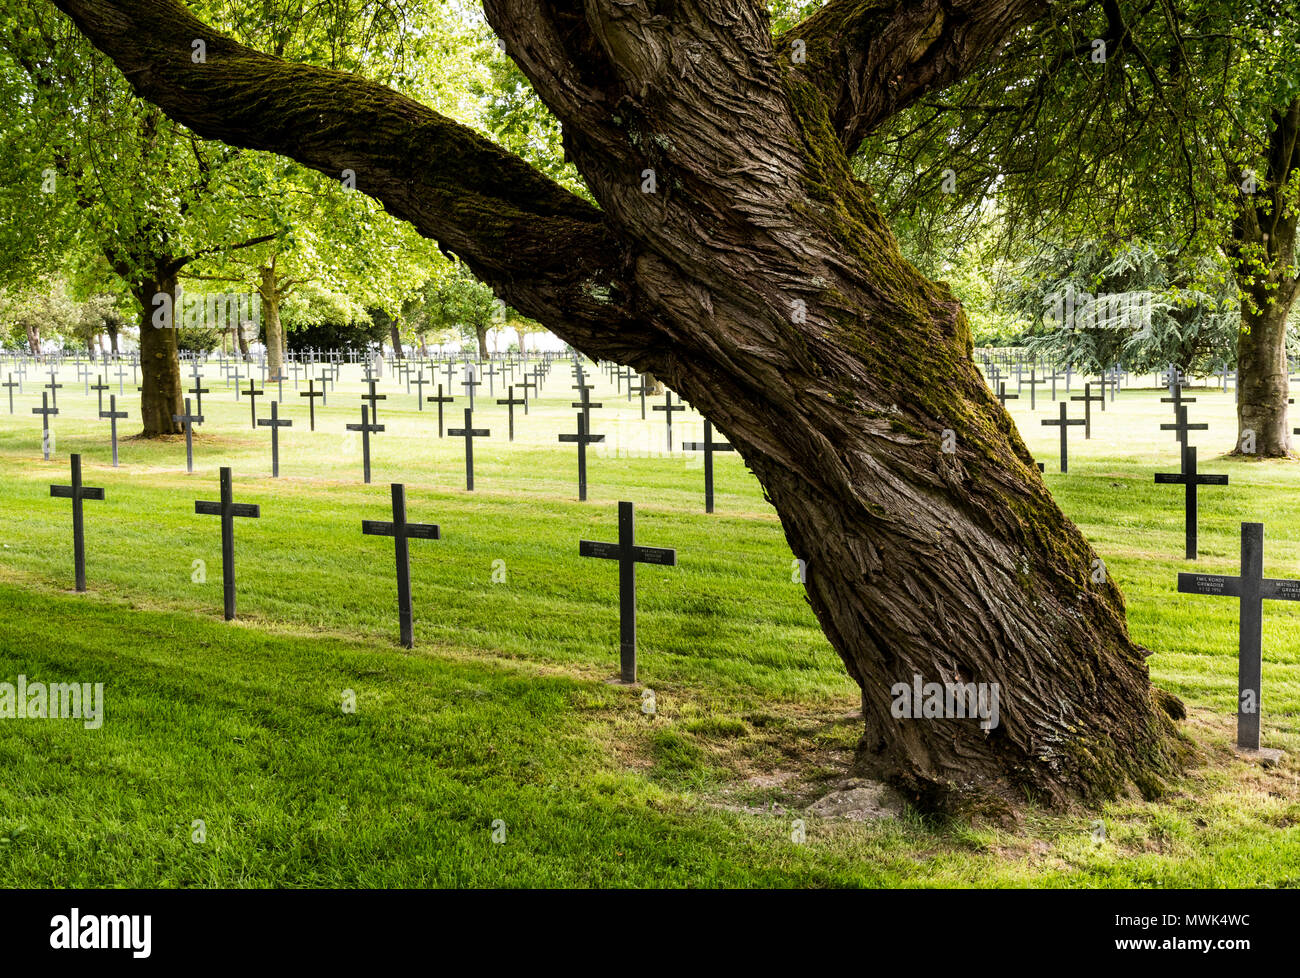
left=50, top=0, right=1192, bottom=813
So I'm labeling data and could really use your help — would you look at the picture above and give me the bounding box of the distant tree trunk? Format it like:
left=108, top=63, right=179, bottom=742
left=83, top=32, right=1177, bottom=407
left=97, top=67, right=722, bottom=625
left=236, top=322, right=251, bottom=361
left=132, top=272, right=183, bottom=435
left=259, top=263, right=285, bottom=380
left=1236, top=285, right=1298, bottom=456
left=642, top=372, right=665, bottom=396
left=475, top=323, right=489, bottom=359
left=1232, top=98, right=1299, bottom=458
left=390, top=323, right=403, bottom=359
left=24, top=323, right=40, bottom=356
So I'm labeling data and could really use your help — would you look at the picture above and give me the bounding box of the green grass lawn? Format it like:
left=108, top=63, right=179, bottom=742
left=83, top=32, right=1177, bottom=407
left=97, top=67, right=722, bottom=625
left=0, top=360, right=1297, bottom=886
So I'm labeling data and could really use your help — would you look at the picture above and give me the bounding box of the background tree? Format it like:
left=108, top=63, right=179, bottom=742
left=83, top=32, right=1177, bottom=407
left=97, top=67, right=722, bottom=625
left=858, top=0, right=1300, bottom=454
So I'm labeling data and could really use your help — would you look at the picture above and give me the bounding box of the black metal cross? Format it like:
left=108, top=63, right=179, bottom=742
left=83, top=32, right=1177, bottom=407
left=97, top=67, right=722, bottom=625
left=496, top=385, right=525, bottom=441
left=580, top=501, right=677, bottom=684
left=44, top=369, right=62, bottom=409
left=32, top=391, right=58, bottom=460
left=447, top=407, right=490, bottom=490
left=426, top=383, right=455, bottom=437
left=1162, top=362, right=1185, bottom=396
left=653, top=391, right=686, bottom=451
left=99, top=394, right=128, bottom=467
left=558, top=412, right=604, bottom=501
left=49, top=453, right=105, bottom=593
left=463, top=366, right=481, bottom=411
left=173, top=397, right=205, bottom=473
left=243, top=379, right=263, bottom=429
left=412, top=370, right=428, bottom=410
left=1041, top=402, right=1085, bottom=473
left=361, top=377, right=388, bottom=424
left=1025, top=367, right=1044, bottom=410
left=995, top=382, right=1018, bottom=407
left=3, top=373, right=18, bottom=414
left=257, top=400, right=293, bottom=477
left=188, top=377, right=210, bottom=416
left=682, top=419, right=735, bottom=513
left=571, top=384, right=602, bottom=430
left=1161, top=404, right=1208, bottom=454
left=362, top=483, right=440, bottom=649
left=1155, top=445, right=1228, bottom=560
left=1160, top=383, right=1197, bottom=416
left=1070, top=382, right=1104, bottom=439
left=194, top=466, right=261, bottom=621
left=299, top=378, right=324, bottom=430
left=91, top=374, right=109, bottom=415
left=346, top=405, right=385, bottom=484
left=516, top=377, right=537, bottom=414
left=1178, top=522, right=1300, bottom=750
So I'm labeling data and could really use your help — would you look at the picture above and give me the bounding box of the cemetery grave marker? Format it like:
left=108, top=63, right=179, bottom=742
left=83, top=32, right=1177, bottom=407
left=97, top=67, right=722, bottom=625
left=1070, top=382, right=1103, bottom=439
left=194, top=467, right=261, bottom=621
left=1161, top=404, right=1208, bottom=454
left=362, top=483, right=440, bottom=649
left=99, top=395, right=128, bottom=467
left=1155, top=445, right=1228, bottom=560
left=653, top=390, right=686, bottom=451
left=49, top=453, right=105, bottom=593
left=1041, top=402, right=1085, bottom=473
left=1178, top=522, right=1300, bottom=751
left=299, top=379, right=324, bottom=430
left=426, top=384, right=455, bottom=437
left=447, top=408, right=490, bottom=491
left=173, top=398, right=205, bottom=473
left=257, top=401, right=293, bottom=477
left=244, top=379, right=264, bottom=429
left=91, top=375, right=109, bottom=415
left=32, top=392, right=58, bottom=460
left=346, top=405, right=384, bottom=484
left=362, top=378, right=387, bottom=423
left=496, top=386, right=525, bottom=441
left=580, top=501, right=677, bottom=684
left=682, top=419, right=735, bottom=513
left=559, top=412, right=604, bottom=501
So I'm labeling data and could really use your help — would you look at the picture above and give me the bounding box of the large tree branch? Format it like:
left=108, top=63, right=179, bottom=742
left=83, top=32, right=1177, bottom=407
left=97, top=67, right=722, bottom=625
left=776, top=0, right=1050, bottom=153
left=47, top=0, right=653, bottom=358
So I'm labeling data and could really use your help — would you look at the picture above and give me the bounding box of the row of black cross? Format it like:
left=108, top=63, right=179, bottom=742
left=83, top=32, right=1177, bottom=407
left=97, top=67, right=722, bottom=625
left=22, top=362, right=742, bottom=513
left=44, top=456, right=676, bottom=682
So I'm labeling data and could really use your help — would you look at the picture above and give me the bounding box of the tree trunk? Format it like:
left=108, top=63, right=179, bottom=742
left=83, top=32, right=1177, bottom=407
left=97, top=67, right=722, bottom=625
left=24, top=323, right=40, bottom=357
left=475, top=324, right=489, bottom=360
left=133, top=273, right=183, bottom=435
left=259, top=264, right=285, bottom=381
left=1236, top=285, right=1297, bottom=457
left=236, top=322, right=251, bottom=361
left=51, top=0, right=1190, bottom=814
left=1232, top=99, right=1299, bottom=458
